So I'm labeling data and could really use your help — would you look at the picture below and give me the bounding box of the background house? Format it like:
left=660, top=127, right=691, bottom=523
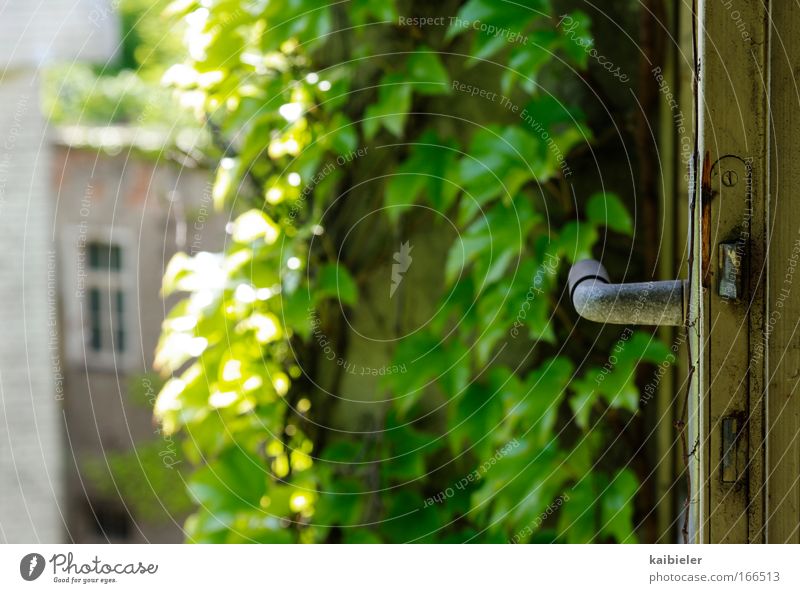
left=52, top=128, right=221, bottom=542
left=1, top=0, right=222, bottom=543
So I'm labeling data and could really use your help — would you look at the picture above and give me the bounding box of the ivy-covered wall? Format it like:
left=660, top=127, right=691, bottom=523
left=149, top=0, right=676, bottom=543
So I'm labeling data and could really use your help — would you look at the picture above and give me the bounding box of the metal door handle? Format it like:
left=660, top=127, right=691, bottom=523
left=567, top=260, right=687, bottom=326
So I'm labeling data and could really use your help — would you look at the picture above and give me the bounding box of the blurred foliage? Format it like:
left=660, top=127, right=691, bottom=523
left=83, top=441, right=193, bottom=523
left=43, top=64, right=195, bottom=127
left=117, top=0, right=187, bottom=75
left=83, top=373, right=193, bottom=523
left=42, top=0, right=192, bottom=128
left=147, top=0, right=669, bottom=543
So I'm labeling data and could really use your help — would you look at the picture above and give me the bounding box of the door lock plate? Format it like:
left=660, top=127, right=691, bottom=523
left=719, top=242, right=743, bottom=300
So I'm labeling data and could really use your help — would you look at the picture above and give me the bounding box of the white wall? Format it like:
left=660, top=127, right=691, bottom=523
left=0, top=0, right=118, bottom=70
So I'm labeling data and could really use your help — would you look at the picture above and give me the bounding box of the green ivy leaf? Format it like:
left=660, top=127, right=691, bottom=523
left=311, top=478, right=365, bottom=527
left=328, top=113, right=358, bottom=155
left=458, top=126, right=546, bottom=208
left=383, top=332, right=447, bottom=415
left=446, top=0, right=547, bottom=51
left=315, top=264, right=358, bottom=306
left=363, top=74, right=412, bottom=139
left=407, top=49, right=451, bottom=95
left=615, top=331, right=671, bottom=367
left=259, top=1, right=332, bottom=52
left=348, top=0, right=397, bottom=26
left=187, top=447, right=265, bottom=511
left=557, top=10, right=593, bottom=68
left=446, top=196, right=539, bottom=286
left=556, top=476, right=598, bottom=543
left=449, top=382, right=504, bottom=455
left=568, top=375, right=600, bottom=430
left=381, top=490, right=441, bottom=543
left=384, top=134, right=460, bottom=222
left=384, top=173, right=427, bottom=222
left=558, top=221, right=598, bottom=263
left=601, top=469, right=639, bottom=543
left=522, top=357, right=574, bottom=445
left=502, top=31, right=559, bottom=94
left=587, top=191, right=633, bottom=235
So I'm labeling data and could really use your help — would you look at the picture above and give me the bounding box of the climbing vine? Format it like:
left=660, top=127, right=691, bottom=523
left=154, top=0, right=669, bottom=543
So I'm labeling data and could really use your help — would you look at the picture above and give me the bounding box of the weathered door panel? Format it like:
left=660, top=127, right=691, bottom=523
left=692, top=0, right=800, bottom=543
left=690, top=0, right=768, bottom=544
left=765, top=1, right=800, bottom=544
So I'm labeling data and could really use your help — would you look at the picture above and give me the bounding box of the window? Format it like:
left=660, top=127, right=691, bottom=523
left=85, top=241, right=127, bottom=357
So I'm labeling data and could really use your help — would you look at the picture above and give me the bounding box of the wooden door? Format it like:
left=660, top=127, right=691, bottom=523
left=689, top=0, right=800, bottom=544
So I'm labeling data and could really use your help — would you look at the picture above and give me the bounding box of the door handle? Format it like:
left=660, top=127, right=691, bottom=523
left=567, top=260, right=687, bottom=326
